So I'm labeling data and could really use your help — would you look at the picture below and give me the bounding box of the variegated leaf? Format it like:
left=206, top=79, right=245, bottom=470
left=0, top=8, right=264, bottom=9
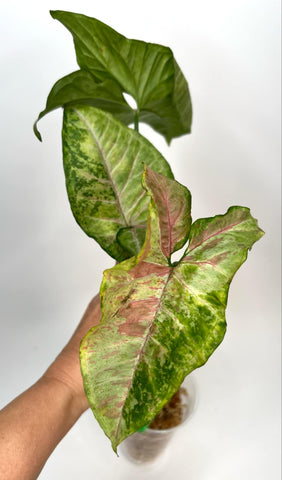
left=144, top=168, right=192, bottom=258
left=62, top=106, right=173, bottom=261
left=80, top=168, right=264, bottom=451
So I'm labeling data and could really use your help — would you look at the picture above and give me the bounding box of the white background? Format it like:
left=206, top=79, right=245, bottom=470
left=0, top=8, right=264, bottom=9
left=0, top=1, right=280, bottom=479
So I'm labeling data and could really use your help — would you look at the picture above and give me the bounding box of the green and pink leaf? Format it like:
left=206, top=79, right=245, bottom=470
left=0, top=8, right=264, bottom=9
left=144, top=167, right=191, bottom=258
left=80, top=169, right=264, bottom=451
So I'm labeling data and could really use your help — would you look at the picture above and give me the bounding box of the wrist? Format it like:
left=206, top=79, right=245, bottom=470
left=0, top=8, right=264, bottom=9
left=42, top=353, right=89, bottom=417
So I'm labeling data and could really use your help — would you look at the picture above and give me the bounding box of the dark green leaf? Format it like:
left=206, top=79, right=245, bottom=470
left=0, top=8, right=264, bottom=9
left=34, top=70, right=133, bottom=141
left=116, top=226, right=146, bottom=258
left=45, top=10, right=192, bottom=143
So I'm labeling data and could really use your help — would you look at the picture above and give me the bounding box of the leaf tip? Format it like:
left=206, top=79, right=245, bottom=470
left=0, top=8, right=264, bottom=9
left=33, top=120, right=42, bottom=142
left=142, top=164, right=154, bottom=185
left=49, top=10, right=57, bottom=19
left=111, top=441, right=119, bottom=455
left=49, top=10, right=65, bottom=22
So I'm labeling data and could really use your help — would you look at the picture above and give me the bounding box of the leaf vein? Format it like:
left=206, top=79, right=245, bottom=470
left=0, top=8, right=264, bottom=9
left=74, top=108, right=128, bottom=227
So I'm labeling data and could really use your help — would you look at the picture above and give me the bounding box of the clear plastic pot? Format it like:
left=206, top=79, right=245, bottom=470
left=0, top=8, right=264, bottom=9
left=119, top=374, right=197, bottom=464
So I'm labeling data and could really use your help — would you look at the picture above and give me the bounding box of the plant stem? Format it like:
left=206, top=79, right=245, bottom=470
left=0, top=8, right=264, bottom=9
left=134, top=110, right=139, bottom=132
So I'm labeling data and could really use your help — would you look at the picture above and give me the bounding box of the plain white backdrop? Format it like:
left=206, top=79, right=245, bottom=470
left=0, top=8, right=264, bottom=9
left=0, top=1, right=280, bottom=479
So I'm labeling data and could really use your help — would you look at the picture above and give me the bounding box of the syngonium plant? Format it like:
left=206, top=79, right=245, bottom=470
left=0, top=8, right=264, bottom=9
left=35, top=11, right=264, bottom=452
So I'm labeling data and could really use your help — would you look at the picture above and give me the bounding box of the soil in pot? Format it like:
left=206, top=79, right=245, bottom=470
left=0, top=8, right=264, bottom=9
left=120, top=378, right=196, bottom=464
left=149, top=386, right=188, bottom=430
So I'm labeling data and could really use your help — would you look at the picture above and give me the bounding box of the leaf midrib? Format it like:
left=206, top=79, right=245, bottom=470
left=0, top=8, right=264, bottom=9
left=114, top=263, right=174, bottom=444
left=187, top=219, right=243, bottom=254
left=73, top=107, right=145, bottom=251
left=74, top=107, right=128, bottom=227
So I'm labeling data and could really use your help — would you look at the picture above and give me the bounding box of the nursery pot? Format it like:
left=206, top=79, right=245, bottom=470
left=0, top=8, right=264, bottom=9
left=119, top=374, right=197, bottom=464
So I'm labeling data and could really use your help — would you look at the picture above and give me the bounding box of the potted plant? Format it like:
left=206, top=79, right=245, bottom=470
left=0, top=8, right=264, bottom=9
left=34, top=10, right=264, bottom=460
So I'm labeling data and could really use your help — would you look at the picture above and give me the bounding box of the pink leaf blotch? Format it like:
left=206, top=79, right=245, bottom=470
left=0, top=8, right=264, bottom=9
left=143, top=167, right=191, bottom=258
left=80, top=169, right=264, bottom=452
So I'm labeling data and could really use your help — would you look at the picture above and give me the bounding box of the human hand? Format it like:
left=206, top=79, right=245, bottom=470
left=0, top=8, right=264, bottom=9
left=43, top=294, right=102, bottom=414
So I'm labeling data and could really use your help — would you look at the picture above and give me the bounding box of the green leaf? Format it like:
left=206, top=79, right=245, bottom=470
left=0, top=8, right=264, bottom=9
left=80, top=168, right=264, bottom=451
left=44, top=10, right=192, bottom=144
left=116, top=226, right=146, bottom=258
left=62, top=106, right=173, bottom=261
left=34, top=70, right=133, bottom=141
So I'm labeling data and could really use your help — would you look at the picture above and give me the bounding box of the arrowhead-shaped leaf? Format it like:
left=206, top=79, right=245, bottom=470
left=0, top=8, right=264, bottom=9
left=80, top=168, right=264, bottom=451
left=33, top=70, right=133, bottom=141
left=144, top=168, right=192, bottom=258
left=35, top=10, right=192, bottom=143
left=62, top=106, right=173, bottom=261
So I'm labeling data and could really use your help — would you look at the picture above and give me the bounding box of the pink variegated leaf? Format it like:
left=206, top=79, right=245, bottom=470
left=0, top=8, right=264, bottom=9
left=80, top=169, right=264, bottom=452
left=144, top=167, right=191, bottom=258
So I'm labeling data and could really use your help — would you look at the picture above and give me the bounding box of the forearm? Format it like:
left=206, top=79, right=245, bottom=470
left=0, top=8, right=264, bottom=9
left=0, top=374, right=87, bottom=480
left=0, top=295, right=100, bottom=480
